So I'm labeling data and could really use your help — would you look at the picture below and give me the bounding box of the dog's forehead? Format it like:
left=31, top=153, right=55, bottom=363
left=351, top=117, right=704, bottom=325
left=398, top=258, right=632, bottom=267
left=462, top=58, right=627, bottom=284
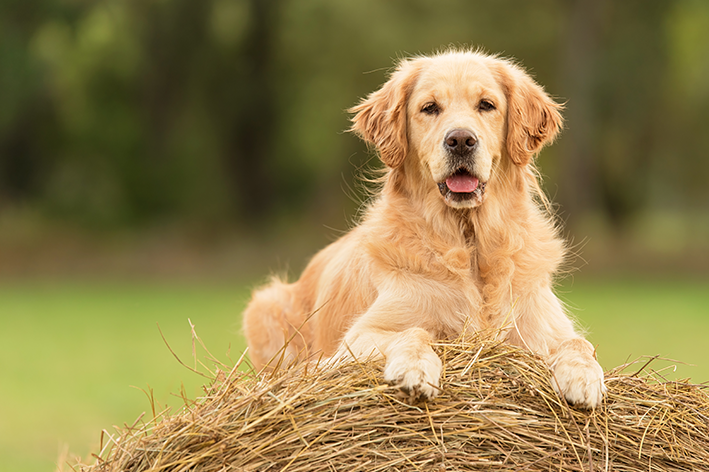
left=413, top=55, right=502, bottom=101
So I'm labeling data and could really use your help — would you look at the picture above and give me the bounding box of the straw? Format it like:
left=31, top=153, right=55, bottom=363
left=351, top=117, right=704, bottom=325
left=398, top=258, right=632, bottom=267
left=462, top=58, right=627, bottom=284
left=73, top=334, right=709, bottom=471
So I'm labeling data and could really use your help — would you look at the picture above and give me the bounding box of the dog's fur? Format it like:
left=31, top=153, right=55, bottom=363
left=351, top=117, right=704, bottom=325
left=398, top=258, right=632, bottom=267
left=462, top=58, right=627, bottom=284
left=243, top=50, right=606, bottom=408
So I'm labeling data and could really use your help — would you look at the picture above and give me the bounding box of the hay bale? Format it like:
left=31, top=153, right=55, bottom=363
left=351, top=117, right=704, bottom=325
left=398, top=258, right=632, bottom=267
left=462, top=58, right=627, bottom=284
left=77, top=336, right=709, bottom=471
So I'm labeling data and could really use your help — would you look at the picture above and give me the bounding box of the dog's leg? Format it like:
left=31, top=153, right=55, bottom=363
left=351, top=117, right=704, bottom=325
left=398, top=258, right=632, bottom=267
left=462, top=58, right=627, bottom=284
left=334, top=324, right=442, bottom=401
left=328, top=290, right=452, bottom=401
left=506, top=286, right=606, bottom=408
left=380, top=327, right=443, bottom=400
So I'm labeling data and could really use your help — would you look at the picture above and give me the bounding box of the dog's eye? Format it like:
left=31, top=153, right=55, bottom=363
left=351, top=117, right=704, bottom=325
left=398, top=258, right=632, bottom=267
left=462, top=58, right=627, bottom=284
left=421, top=102, right=441, bottom=115
left=478, top=99, right=496, bottom=112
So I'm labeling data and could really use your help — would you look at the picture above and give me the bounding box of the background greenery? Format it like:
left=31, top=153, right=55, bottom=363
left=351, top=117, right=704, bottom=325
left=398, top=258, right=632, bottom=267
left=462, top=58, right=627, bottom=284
left=2, top=0, right=709, bottom=234
left=1, top=0, right=708, bottom=471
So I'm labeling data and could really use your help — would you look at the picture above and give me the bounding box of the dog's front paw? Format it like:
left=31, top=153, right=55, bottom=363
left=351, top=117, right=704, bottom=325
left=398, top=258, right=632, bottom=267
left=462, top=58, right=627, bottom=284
left=383, top=347, right=442, bottom=402
left=549, top=339, right=606, bottom=409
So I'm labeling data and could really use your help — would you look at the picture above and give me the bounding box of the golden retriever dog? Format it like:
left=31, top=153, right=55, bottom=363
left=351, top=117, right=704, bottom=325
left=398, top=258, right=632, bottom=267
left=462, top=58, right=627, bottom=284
left=243, top=49, right=606, bottom=408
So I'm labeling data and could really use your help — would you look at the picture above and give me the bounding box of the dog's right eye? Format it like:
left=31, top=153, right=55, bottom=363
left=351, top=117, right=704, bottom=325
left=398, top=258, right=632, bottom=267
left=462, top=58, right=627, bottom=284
left=421, top=102, right=440, bottom=115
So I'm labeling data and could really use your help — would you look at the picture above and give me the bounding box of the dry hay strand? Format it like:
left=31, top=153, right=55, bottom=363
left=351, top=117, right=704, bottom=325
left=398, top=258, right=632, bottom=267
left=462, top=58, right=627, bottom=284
left=76, top=335, right=709, bottom=472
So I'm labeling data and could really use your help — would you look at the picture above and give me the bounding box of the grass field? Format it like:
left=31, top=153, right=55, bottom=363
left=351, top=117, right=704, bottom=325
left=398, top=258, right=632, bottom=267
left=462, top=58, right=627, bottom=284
left=1, top=276, right=708, bottom=472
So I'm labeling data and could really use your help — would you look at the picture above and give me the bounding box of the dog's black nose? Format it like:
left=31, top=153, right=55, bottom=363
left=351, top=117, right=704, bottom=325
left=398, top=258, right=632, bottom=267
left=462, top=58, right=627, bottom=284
left=444, top=129, right=477, bottom=155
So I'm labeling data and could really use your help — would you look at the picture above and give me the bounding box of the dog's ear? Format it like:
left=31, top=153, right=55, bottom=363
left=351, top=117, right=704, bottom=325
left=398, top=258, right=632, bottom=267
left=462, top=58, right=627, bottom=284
left=349, top=59, right=422, bottom=168
left=498, top=61, right=563, bottom=166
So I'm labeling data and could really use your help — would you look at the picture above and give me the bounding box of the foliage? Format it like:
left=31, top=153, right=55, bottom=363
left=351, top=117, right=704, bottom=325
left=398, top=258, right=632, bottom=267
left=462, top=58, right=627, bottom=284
left=1, top=0, right=709, bottom=232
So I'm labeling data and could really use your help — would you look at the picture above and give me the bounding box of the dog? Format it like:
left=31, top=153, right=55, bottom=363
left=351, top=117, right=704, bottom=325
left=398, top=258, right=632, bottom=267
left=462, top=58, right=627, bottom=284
left=242, top=49, right=606, bottom=408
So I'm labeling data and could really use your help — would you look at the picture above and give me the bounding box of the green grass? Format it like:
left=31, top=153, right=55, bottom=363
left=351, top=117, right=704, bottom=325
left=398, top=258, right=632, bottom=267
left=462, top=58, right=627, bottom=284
left=560, top=276, right=709, bottom=383
left=1, top=276, right=707, bottom=472
left=0, top=281, right=252, bottom=472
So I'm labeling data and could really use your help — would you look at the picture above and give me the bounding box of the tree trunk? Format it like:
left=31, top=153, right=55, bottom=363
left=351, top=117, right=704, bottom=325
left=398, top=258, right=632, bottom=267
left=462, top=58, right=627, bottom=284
left=557, top=0, right=607, bottom=228
left=224, top=0, right=281, bottom=223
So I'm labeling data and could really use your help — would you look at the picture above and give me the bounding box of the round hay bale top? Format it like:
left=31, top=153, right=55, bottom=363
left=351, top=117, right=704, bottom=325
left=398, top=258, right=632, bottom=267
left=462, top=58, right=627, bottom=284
left=77, top=336, right=709, bottom=472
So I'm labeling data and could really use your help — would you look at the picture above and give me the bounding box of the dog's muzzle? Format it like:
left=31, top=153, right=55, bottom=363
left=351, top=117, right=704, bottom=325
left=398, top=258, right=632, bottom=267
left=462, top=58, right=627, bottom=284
left=437, top=129, right=487, bottom=205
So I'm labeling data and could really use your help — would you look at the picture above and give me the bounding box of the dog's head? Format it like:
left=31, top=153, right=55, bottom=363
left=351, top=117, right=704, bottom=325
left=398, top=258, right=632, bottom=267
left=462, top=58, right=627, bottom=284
left=350, top=50, right=563, bottom=209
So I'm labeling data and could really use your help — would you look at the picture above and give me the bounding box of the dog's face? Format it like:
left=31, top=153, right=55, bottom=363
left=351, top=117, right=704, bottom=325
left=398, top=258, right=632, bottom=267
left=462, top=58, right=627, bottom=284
left=350, top=51, right=563, bottom=210
left=407, top=55, right=507, bottom=208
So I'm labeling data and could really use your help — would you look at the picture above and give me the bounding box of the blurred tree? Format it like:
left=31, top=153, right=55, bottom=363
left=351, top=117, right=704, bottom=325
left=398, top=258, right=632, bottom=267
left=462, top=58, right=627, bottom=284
left=594, top=1, right=673, bottom=231
left=556, top=0, right=605, bottom=226
left=136, top=0, right=214, bottom=219
left=0, top=0, right=707, bottom=237
left=558, top=0, right=675, bottom=232
left=0, top=0, right=59, bottom=205
left=665, top=0, right=709, bottom=210
left=204, top=0, right=283, bottom=223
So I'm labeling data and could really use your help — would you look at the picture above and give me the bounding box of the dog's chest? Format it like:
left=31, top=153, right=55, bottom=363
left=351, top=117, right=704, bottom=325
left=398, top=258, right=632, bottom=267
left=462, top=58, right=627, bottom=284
left=435, top=243, right=482, bottom=282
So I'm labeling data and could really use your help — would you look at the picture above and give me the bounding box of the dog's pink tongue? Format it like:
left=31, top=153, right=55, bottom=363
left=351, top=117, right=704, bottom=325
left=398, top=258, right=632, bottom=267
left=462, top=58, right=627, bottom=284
left=446, top=174, right=479, bottom=193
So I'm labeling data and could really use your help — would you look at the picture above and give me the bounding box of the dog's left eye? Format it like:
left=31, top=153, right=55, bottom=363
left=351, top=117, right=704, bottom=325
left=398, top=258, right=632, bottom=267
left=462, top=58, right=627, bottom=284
left=478, top=99, right=496, bottom=112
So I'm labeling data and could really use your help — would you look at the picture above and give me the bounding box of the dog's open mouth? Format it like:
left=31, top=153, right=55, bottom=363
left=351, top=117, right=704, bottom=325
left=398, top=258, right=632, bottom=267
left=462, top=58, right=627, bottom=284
left=437, top=169, right=487, bottom=205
